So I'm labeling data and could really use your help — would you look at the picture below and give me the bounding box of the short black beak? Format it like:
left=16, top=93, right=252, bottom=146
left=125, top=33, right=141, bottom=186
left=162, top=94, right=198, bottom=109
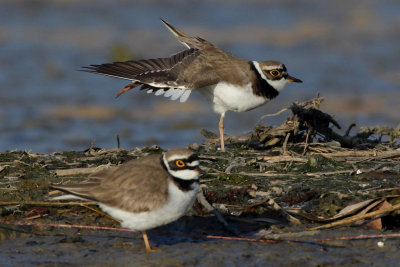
left=195, top=167, right=207, bottom=175
left=287, top=75, right=302, bottom=83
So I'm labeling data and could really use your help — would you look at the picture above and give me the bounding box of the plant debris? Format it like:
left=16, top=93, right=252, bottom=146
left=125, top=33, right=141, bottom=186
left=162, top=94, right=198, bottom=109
left=1, top=97, right=400, bottom=242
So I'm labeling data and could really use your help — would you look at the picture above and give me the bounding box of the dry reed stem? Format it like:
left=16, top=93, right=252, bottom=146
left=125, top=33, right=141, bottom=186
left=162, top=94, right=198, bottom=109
left=310, top=202, right=400, bottom=230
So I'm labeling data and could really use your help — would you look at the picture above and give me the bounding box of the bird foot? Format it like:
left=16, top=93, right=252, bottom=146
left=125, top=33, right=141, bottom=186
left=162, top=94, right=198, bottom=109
left=146, top=247, right=160, bottom=253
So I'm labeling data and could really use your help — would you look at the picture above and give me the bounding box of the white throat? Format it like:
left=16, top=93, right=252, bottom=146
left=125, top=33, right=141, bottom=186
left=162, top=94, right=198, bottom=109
left=252, top=61, right=288, bottom=92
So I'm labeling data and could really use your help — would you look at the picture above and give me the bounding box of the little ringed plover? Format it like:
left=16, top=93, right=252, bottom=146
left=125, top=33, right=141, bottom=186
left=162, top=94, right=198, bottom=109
left=51, top=148, right=201, bottom=253
left=83, top=19, right=302, bottom=151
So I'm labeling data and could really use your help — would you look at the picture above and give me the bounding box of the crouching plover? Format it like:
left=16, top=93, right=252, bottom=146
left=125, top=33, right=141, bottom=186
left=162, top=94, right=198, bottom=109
left=51, top=148, right=201, bottom=252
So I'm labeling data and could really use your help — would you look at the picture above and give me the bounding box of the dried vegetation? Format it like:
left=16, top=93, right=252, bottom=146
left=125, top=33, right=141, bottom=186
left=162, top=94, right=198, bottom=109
left=1, top=96, right=400, bottom=240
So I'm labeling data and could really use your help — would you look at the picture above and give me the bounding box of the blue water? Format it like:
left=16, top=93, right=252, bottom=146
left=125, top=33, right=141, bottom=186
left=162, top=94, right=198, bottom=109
left=0, top=0, right=399, bottom=153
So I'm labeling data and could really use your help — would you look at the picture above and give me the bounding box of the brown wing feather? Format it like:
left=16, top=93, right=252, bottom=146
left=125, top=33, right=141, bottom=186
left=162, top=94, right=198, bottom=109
left=91, top=164, right=169, bottom=213
left=83, top=20, right=252, bottom=92
left=51, top=183, right=100, bottom=202
left=82, top=49, right=200, bottom=83
left=88, top=154, right=163, bottom=179
left=53, top=154, right=169, bottom=213
left=160, top=19, right=208, bottom=49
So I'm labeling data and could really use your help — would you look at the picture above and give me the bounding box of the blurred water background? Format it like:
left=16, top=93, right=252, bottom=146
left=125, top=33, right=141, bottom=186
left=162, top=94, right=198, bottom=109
left=0, top=0, right=399, bottom=153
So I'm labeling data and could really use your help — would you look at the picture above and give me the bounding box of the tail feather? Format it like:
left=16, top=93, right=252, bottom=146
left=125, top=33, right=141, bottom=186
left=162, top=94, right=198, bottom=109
left=51, top=183, right=99, bottom=202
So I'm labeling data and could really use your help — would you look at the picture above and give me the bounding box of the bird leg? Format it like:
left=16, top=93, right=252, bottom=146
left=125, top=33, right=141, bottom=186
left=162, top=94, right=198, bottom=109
left=142, top=231, right=158, bottom=253
left=219, top=113, right=225, bottom=152
left=196, top=186, right=239, bottom=235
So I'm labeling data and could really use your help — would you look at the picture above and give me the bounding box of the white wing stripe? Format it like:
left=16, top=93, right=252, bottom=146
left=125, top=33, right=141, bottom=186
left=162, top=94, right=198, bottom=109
left=164, top=88, right=177, bottom=97
left=171, top=89, right=184, bottom=100
left=146, top=86, right=192, bottom=102
left=155, top=89, right=165, bottom=96
left=179, top=90, right=192, bottom=102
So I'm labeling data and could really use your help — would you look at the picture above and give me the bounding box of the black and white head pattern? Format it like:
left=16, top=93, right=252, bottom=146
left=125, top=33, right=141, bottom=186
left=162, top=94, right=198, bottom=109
left=162, top=149, right=200, bottom=181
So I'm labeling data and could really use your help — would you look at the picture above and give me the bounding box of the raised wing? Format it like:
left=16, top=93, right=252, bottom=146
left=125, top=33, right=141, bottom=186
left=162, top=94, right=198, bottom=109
left=82, top=48, right=200, bottom=83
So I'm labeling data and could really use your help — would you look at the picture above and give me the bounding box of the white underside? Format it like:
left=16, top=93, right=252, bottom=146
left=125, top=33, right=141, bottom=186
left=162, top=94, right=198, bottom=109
left=148, top=82, right=268, bottom=111
left=99, top=182, right=199, bottom=231
left=143, top=65, right=289, bottom=113
left=198, top=82, right=268, bottom=114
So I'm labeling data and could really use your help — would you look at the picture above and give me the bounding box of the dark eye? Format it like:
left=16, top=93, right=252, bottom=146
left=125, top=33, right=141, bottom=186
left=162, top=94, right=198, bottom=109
left=269, top=70, right=280, bottom=77
left=175, top=160, right=185, bottom=167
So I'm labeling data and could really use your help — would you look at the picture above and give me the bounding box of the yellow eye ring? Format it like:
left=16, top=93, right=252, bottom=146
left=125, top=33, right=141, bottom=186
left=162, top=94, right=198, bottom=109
left=176, top=160, right=185, bottom=167
left=269, top=70, right=280, bottom=77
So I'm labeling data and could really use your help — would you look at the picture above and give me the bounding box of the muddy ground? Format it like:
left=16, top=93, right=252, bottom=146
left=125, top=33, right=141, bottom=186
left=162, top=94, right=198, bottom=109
left=1, top=103, right=400, bottom=266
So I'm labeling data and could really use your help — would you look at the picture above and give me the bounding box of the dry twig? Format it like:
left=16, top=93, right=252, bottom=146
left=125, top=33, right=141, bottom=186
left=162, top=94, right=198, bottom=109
left=310, top=202, right=400, bottom=230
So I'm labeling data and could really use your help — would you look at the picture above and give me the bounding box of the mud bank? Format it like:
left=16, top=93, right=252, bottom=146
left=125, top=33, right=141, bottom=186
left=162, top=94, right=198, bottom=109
left=1, top=99, right=400, bottom=266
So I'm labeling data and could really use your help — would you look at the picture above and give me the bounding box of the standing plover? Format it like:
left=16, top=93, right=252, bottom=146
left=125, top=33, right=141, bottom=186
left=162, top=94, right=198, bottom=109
left=83, top=20, right=302, bottom=151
